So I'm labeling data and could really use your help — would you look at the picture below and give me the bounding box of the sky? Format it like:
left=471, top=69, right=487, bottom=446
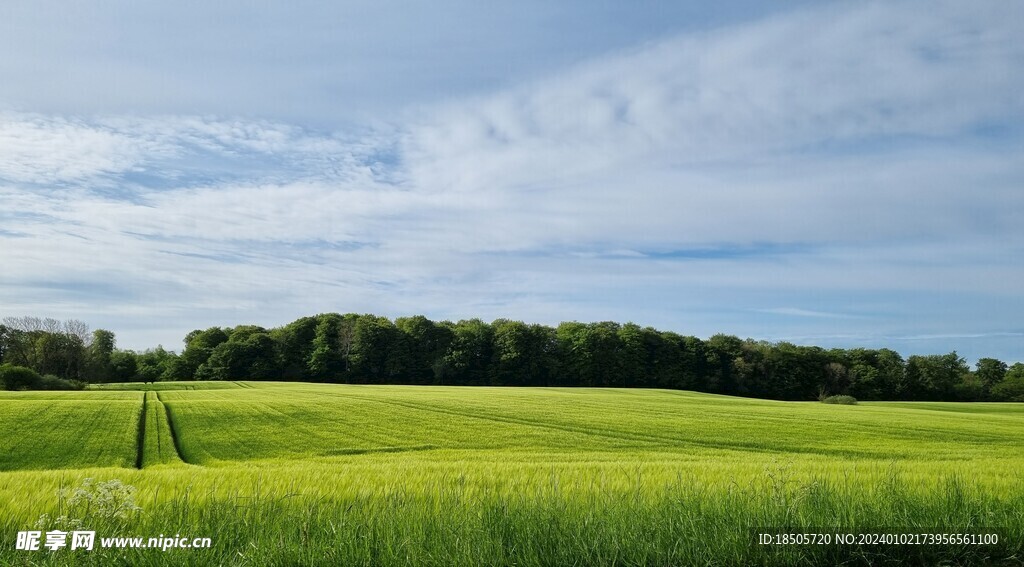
left=1, top=0, right=1022, bottom=363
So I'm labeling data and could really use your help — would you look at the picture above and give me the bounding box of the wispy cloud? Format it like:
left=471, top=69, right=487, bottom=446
left=756, top=308, right=864, bottom=320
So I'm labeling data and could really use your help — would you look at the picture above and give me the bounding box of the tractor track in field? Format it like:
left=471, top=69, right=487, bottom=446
left=134, top=392, right=147, bottom=469
left=152, top=392, right=189, bottom=465
left=324, top=390, right=893, bottom=460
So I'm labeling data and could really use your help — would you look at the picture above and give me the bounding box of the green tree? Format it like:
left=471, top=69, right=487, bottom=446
left=272, top=316, right=319, bottom=381
left=396, top=316, right=450, bottom=385
left=197, top=327, right=276, bottom=381
left=704, top=334, right=744, bottom=394
left=0, top=324, right=9, bottom=364
left=87, top=329, right=116, bottom=382
left=307, top=314, right=350, bottom=381
left=134, top=346, right=178, bottom=382
left=440, top=319, right=492, bottom=385
left=176, top=327, right=230, bottom=380
left=905, top=352, right=970, bottom=401
left=33, top=332, right=86, bottom=381
left=975, top=358, right=1008, bottom=394
left=109, top=351, right=139, bottom=382
left=490, top=320, right=555, bottom=386
left=615, top=323, right=648, bottom=388
left=554, top=322, right=621, bottom=387
left=350, top=315, right=402, bottom=383
left=845, top=349, right=885, bottom=400
left=991, top=363, right=1024, bottom=401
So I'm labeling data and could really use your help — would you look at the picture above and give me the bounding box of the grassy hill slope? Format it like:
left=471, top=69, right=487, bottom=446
left=0, top=382, right=1020, bottom=565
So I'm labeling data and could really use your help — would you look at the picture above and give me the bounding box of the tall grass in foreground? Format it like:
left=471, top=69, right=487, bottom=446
left=3, top=470, right=1021, bottom=566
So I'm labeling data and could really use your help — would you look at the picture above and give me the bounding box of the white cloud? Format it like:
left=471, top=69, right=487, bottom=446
left=0, top=112, right=386, bottom=188
left=401, top=0, right=1022, bottom=192
left=0, top=113, right=165, bottom=184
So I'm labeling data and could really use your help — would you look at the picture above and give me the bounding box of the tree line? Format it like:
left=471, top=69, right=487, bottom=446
left=1, top=314, right=1022, bottom=401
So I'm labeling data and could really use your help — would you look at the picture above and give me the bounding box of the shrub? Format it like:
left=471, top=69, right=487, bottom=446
left=38, top=374, right=85, bottom=391
left=821, top=394, right=858, bottom=405
left=0, top=365, right=42, bottom=390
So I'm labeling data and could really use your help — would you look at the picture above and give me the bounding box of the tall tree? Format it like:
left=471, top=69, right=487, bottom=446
left=87, top=329, right=116, bottom=382
left=272, top=316, right=319, bottom=381
left=991, top=363, right=1024, bottom=401
left=134, top=346, right=179, bottom=382
left=109, top=351, right=138, bottom=382
left=704, top=334, right=744, bottom=394
left=350, top=315, right=402, bottom=383
left=440, top=319, right=492, bottom=386
left=396, top=316, right=450, bottom=385
left=975, top=358, right=1008, bottom=392
left=197, top=330, right=276, bottom=381
left=307, top=314, right=348, bottom=381
left=179, top=327, right=230, bottom=380
left=906, top=352, right=970, bottom=401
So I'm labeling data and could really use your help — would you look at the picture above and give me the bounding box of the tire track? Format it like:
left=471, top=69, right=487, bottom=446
left=134, top=392, right=147, bottom=469
left=324, top=390, right=892, bottom=459
left=154, top=392, right=189, bottom=464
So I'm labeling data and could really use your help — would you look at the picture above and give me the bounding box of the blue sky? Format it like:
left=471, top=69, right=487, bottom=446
left=1, top=1, right=1022, bottom=363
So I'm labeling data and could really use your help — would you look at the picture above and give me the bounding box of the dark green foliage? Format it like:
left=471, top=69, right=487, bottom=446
left=0, top=321, right=88, bottom=382
left=490, top=320, right=556, bottom=386
left=438, top=319, right=493, bottom=385
left=974, top=357, right=1007, bottom=393
left=820, top=394, right=858, bottom=405
left=306, top=313, right=351, bottom=380
left=952, top=372, right=988, bottom=401
left=196, top=327, right=277, bottom=381
left=0, top=364, right=42, bottom=390
left=86, top=329, right=117, bottom=381
left=271, top=316, right=319, bottom=380
left=991, top=363, right=1024, bottom=401
left=349, top=315, right=403, bottom=383
left=554, top=321, right=622, bottom=387
left=110, top=350, right=139, bottom=382
left=8, top=313, right=1019, bottom=402
left=704, top=333, right=745, bottom=394
left=37, top=374, right=84, bottom=390
left=134, top=346, right=177, bottom=382
left=841, top=348, right=905, bottom=400
left=89, top=313, right=1024, bottom=402
left=395, top=315, right=451, bottom=385
left=0, top=325, right=8, bottom=363
left=906, top=352, right=970, bottom=401
left=0, top=319, right=185, bottom=384
left=174, top=327, right=230, bottom=380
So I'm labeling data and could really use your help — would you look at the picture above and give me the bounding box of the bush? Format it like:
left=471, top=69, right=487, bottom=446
left=821, top=394, right=858, bottom=405
left=38, top=374, right=85, bottom=391
left=0, top=365, right=42, bottom=390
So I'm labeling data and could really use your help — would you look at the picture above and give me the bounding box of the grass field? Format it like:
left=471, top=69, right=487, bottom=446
left=1, top=382, right=1022, bottom=565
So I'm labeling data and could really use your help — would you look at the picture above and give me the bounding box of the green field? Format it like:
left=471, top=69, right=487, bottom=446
left=1, top=383, right=1022, bottom=565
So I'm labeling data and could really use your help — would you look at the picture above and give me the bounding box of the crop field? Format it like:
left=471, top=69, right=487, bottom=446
left=1, top=383, right=1023, bottom=565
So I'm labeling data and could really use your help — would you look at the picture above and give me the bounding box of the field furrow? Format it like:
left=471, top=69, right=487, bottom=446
left=141, top=391, right=185, bottom=467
